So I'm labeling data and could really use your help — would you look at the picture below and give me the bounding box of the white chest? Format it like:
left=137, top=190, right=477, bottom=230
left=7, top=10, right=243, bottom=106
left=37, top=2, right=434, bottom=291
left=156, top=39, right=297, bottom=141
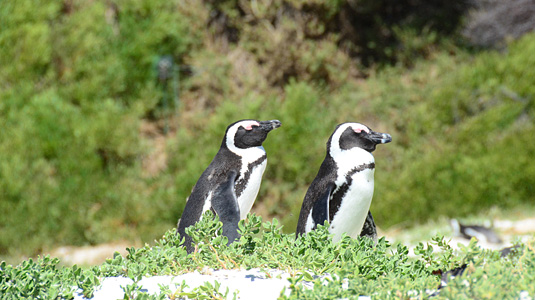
left=329, top=168, right=375, bottom=242
left=329, top=147, right=376, bottom=242
left=236, top=159, right=267, bottom=219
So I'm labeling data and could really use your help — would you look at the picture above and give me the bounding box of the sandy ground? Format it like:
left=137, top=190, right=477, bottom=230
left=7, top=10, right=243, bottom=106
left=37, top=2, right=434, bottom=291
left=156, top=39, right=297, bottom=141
left=72, top=268, right=371, bottom=300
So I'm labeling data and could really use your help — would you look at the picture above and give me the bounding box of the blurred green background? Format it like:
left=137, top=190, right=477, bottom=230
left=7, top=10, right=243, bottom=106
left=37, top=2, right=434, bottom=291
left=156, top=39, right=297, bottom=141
left=1, top=0, right=534, bottom=260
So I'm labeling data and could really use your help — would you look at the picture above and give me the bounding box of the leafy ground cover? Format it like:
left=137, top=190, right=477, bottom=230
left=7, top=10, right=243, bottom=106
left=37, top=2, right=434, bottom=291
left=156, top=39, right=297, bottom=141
left=1, top=214, right=533, bottom=299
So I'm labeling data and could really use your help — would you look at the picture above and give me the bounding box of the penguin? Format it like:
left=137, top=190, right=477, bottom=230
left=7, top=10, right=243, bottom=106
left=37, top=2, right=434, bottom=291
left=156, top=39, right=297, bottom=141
left=177, top=119, right=281, bottom=253
left=296, top=122, right=392, bottom=242
left=450, top=219, right=503, bottom=244
left=431, top=264, right=468, bottom=295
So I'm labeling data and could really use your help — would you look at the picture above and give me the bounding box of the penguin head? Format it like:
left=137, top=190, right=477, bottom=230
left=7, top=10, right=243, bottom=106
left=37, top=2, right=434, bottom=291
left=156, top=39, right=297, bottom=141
left=331, top=123, right=392, bottom=153
left=225, top=119, right=282, bottom=150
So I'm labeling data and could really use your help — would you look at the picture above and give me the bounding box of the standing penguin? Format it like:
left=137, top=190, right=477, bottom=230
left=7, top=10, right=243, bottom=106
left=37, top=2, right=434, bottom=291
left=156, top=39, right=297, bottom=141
left=177, top=119, right=281, bottom=253
left=296, top=122, right=391, bottom=242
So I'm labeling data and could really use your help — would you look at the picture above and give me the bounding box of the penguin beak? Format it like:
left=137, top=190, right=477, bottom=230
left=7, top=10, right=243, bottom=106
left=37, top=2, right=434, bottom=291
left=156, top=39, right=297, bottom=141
left=258, top=120, right=282, bottom=131
left=368, top=131, right=392, bottom=144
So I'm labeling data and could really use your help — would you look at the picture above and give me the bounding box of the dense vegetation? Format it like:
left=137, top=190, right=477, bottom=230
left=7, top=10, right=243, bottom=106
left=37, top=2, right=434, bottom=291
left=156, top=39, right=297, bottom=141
left=1, top=214, right=534, bottom=299
left=1, top=0, right=534, bottom=260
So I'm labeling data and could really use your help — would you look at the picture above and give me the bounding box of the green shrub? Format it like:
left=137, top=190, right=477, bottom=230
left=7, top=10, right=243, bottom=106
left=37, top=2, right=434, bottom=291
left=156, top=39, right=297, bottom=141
left=0, top=0, right=196, bottom=256
left=369, top=34, right=535, bottom=226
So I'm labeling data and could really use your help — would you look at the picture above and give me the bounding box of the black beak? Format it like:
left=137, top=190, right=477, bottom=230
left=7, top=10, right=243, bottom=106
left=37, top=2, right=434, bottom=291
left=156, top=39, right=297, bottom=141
left=368, top=131, right=392, bottom=144
left=259, top=120, right=282, bottom=131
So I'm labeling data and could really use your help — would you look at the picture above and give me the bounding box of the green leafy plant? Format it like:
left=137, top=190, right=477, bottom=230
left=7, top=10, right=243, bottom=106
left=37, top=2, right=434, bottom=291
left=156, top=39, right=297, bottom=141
left=1, top=214, right=533, bottom=299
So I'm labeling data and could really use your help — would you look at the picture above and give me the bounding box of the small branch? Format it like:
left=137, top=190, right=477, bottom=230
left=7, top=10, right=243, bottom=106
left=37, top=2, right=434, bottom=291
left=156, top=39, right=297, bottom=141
left=209, top=243, right=227, bottom=269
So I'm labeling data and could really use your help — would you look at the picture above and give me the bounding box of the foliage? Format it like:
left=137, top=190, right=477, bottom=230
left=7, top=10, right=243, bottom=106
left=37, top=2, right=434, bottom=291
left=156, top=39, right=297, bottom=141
left=203, top=0, right=469, bottom=67
left=1, top=0, right=534, bottom=259
left=0, top=256, right=98, bottom=299
left=1, top=214, right=533, bottom=299
left=368, top=34, right=535, bottom=225
left=0, top=0, right=195, bottom=256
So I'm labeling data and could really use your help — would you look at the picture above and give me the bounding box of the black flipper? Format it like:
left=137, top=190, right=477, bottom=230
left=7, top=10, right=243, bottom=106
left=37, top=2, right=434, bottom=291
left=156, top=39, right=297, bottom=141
left=211, top=170, right=241, bottom=245
left=359, top=210, right=377, bottom=241
left=312, top=183, right=333, bottom=229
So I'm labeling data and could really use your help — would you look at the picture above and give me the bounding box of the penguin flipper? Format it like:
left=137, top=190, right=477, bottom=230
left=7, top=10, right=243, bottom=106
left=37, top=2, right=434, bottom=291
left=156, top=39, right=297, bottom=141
left=312, top=183, right=334, bottom=229
left=211, top=170, right=241, bottom=245
left=359, top=210, right=377, bottom=241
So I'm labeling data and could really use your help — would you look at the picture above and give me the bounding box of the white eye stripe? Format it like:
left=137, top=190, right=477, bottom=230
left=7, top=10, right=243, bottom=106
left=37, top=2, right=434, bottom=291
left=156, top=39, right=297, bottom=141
left=329, top=122, right=375, bottom=173
left=225, top=121, right=260, bottom=148
left=352, top=124, right=370, bottom=134
left=244, top=121, right=260, bottom=127
left=226, top=121, right=266, bottom=157
left=240, top=121, right=260, bottom=131
left=330, top=123, right=370, bottom=156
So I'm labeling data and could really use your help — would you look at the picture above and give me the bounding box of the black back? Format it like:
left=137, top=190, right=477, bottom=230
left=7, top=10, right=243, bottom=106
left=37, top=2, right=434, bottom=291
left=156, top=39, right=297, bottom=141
left=296, top=152, right=337, bottom=235
left=177, top=147, right=242, bottom=253
left=211, top=170, right=241, bottom=245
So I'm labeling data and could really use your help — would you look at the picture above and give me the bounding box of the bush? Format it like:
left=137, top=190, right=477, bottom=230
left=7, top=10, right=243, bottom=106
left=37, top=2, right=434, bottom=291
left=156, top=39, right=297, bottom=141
left=0, top=0, right=197, bottom=256
left=369, top=34, right=535, bottom=226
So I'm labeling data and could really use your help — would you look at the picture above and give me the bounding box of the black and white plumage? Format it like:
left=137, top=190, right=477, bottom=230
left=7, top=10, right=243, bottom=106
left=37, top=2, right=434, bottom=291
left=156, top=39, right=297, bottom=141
left=177, top=119, right=281, bottom=253
left=450, top=219, right=503, bottom=244
left=431, top=264, right=468, bottom=295
left=296, top=122, right=392, bottom=242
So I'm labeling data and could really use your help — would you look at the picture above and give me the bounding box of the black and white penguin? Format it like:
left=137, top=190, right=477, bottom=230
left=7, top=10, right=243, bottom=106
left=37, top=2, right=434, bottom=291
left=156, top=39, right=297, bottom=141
left=450, top=219, right=503, bottom=244
left=177, top=119, right=281, bottom=253
left=296, top=122, right=391, bottom=242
